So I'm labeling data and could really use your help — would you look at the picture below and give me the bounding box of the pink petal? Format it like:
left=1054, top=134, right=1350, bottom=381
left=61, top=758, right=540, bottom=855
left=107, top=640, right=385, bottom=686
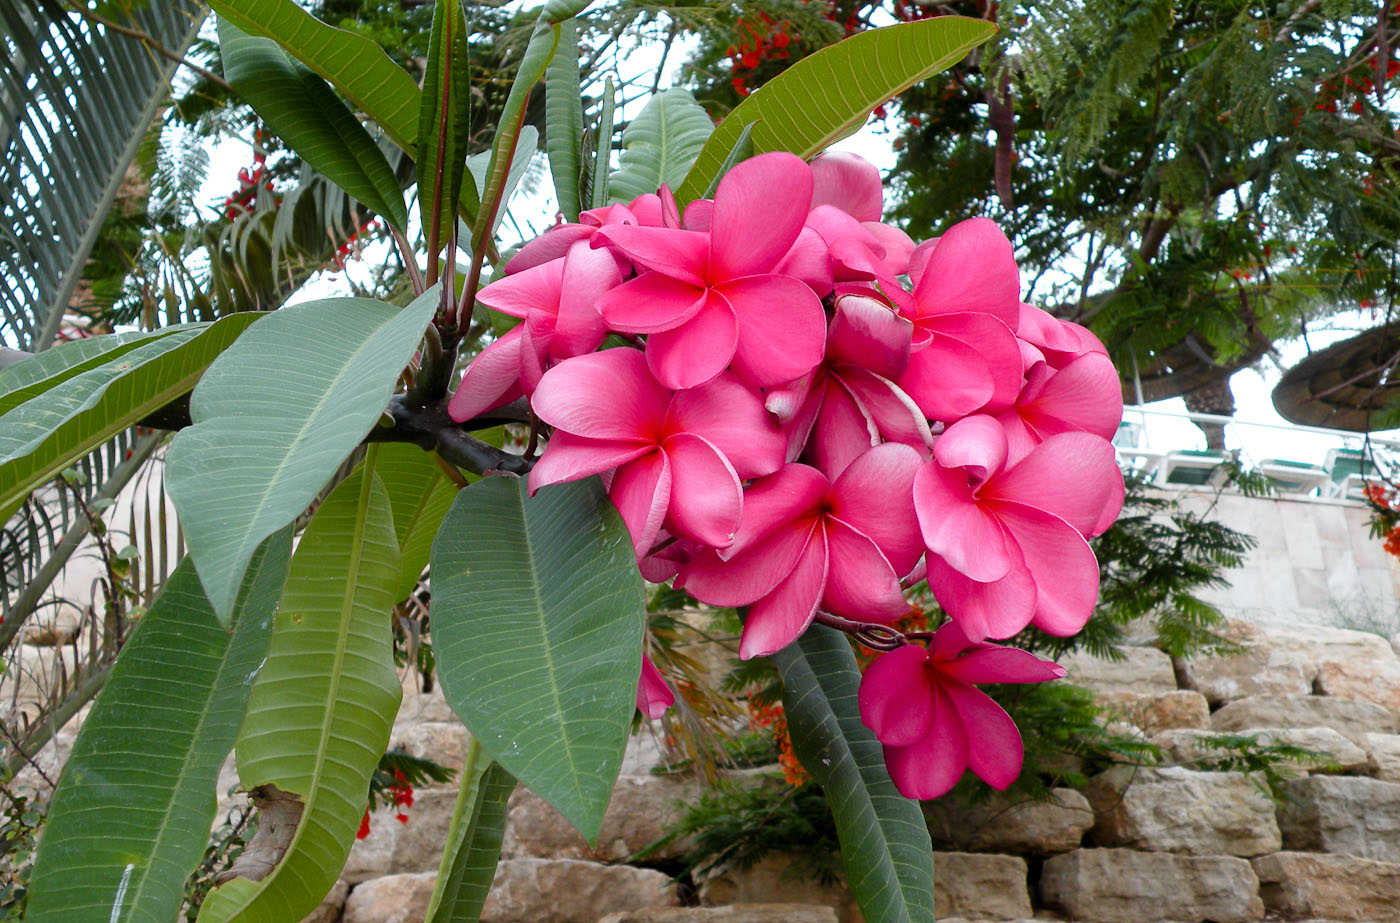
left=822, top=520, right=908, bottom=622
left=683, top=198, right=714, bottom=232
left=477, top=258, right=564, bottom=318
left=858, top=644, right=934, bottom=747
left=721, top=275, right=826, bottom=387
left=840, top=369, right=934, bottom=458
left=739, top=526, right=828, bottom=659
left=913, top=461, right=1013, bottom=583
left=925, top=555, right=1037, bottom=642
left=774, top=226, right=835, bottom=296
left=933, top=414, right=1008, bottom=485
left=1019, top=352, right=1124, bottom=442
left=826, top=294, right=912, bottom=379
left=667, top=372, right=786, bottom=479
left=720, top=464, right=827, bottom=560
left=662, top=433, right=743, bottom=548
left=636, top=653, right=675, bottom=719
left=657, top=184, right=682, bottom=228
left=862, top=222, right=915, bottom=275
left=939, top=646, right=1067, bottom=685
left=994, top=502, right=1101, bottom=636
left=645, top=293, right=739, bottom=390
left=591, top=226, right=710, bottom=286
left=930, top=312, right=1025, bottom=416
left=906, top=237, right=937, bottom=288
left=883, top=683, right=968, bottom=799
left=709, top=152, right=812, bottom=280
left=448, top=327, right=527, bottom=422
left=942, top=679, right=1023, bottom=790
left=505, top=225, right=594, bottom=274
left=828, top=442, right=923, bottom=577
left=680, top=518, right=813, bottom=607
left=985, top=432, right=1124, bottom=537
left=809, top=381, right=879, bottom=480
left=531, top=349, right=669, bottom=441
left=911, top=217, right=1021, bottom=330
left=927, top=619, right=977, bottom=661
left=809, top=151, right=883, bottom=222
left=552, top=240, right=621, bottom=356
left=899, top=335, right=998, bottom=422
left=597, top=271, right=707, bottom=334
left=611, top=450, right=672, bottom=558
left=529, top=432, right=654, bottom=492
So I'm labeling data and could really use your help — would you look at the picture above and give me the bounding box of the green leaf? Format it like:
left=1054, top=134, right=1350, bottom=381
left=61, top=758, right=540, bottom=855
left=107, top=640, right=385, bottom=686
left=425, top=741, right=515, bottom=923
left=545, top=18, right=584, bottom=222
left=466, top=126, right=539, bottom=238
left=26, top=533, right=291, bottom=922
left=430, top=477, right=644, bottom=841
left=0, top=315, right=260, bottom=523
left=166, top=289, right=437, bottom=623
left=218, top=18, right=408, bottom=231
left=197, top=462, right=402, bottom=922
left=417, top=0, right=474, bottom=255
left=590, top=78, right=617, bottom=210
left=773, top=625, right=936, bottom=923
left=676, top=16, right=997, bottom=202
left=374, top=442, right=457, bottom=601
left=0, top=327, right=189, bottom=416
left=608, top=89, right=714, bottom=203
left=701, top=121, right=756, bottom=199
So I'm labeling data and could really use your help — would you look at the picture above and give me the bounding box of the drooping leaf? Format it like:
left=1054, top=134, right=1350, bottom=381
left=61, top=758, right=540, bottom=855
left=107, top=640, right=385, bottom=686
left=590, top=78, right=617, bottom=210
left=197, top=463, right=402, bottom=922
left=374, top=442, right=457, bottom=601
left=676, top=16, right=997, bottom=202
left=608, top=89, right=714, bottom=203
left=430, top=476, right=644, bottom=841
left=218, top=17, right=408, bottom=231
left=545, top=18, right=585, bottom=222
left=424, top=741, right=516, bottom=923
left=0, top=314, right=260, bottom=523
left=26, top=533, right=291, bottom=922
left=417, top=0, right=474, bottom=258
left=773, top=624, right=936, bottom=923
left=465, top=126, right=539, bottom=237
left=166, top=288, right=437, bottom=622
left=0, top=328, right=189, bottom=416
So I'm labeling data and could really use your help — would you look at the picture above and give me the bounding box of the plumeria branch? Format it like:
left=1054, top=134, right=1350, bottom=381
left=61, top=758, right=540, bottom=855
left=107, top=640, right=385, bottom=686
left=811, top=612, right=908, bottom=652
left=367, top=392, right=532, bottom=476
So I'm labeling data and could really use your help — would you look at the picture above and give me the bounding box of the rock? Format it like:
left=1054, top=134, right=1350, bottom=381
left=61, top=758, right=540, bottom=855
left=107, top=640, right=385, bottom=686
left=1211, top=694, right=1397, bottom=746
left=482, top=857, right=678, bottom=923
left=502, top=774, right=702, bottom=862
left=698, top=854, right=859, bottom=923
left=1151, top=726, right=1369, bottom=774
left=1059, top=647, right=1177, bottom=696
left=1277, top=776, right=1400, bottom=863
left=1367, top=732, right=1400, bottom=782
left=1253, top=851, right=1400, bottom=921
left=1039, top=848, right=1264, bottom=923
left=923, top=788, right=1092, bottom=855
left=389, top=721, right=472, bottom=769
left=343, top=786, right=458, bottom=882
left=1096, top=690, right=1210, bottom=733
left=597, top=906, right=839, bottom=923
left=341, top=872, right=434, bottom=923
left=933, top=852, right=1031, bottom=920
left=300, top=879, right=348, bottom=923
left=396, top=671, right=458, bottom=724
left=1316, top=658, right=1400, bottom=711
left=1086, top=766, right=1280, bottom=857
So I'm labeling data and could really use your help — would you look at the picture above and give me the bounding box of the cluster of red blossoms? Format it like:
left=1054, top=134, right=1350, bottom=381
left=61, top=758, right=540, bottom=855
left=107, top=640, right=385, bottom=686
left=355, top=768, right=415, bottom=840
left=725, top=12, right=794, bottom=97
left=449, top=151, right=1125, bottom=800
left=221, top=139, right=275, bottom=220
left=1363, top=482, right=1400, bottom=560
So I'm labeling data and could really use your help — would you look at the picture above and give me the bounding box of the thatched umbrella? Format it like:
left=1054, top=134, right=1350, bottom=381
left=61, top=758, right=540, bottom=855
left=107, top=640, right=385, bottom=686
left=1272, top=322, right=1400, bottom=432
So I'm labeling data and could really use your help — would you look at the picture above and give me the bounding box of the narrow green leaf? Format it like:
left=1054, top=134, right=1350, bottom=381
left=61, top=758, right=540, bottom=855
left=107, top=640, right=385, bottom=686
left=0, top=314, right=260, bottom=523
left=425, top=741, right=515, bottom=923
left=676, top=16, right=997, bottom=202
left=26, top=533, right=291, bottom=922
left=0, top=327, right=190, bottom=416
left=545, top=18, right=584, bottom=221
left=701, top=121, right=756, bottom=199
left=219, top=18, right=408, bottom=231
left=466, top=126, right=539, bottom=237
left=607, top=89, right=714, bottom=203
left=773, top=625, right=936, bottom=923
left=375, top=443, right=457, bottom=601
left=430, top=477, right=644, bottom=841
left=417, top=0, right=473, bottom=254
left=166, top=289, right=437, bottom=622
left=591, top=79, right=616, bottom=211
left=197, top=463, right=402, bottom=922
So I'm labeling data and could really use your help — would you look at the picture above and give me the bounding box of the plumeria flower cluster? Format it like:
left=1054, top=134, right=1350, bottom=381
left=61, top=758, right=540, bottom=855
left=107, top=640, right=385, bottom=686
left=449, top=150, right=1126, bottom=800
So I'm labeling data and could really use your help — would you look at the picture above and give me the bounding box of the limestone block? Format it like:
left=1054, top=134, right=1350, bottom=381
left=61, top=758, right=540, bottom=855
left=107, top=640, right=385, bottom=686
left=502, top=774, right=702, bottom=861
left=1151, top=726, right=1369, bottom=774
left=299, top=879, right=348, bottom=923
left=597, top=906, right=839, bottom=923
left=698, top=854, right=859, bottom=923
left=1211, top=694, right=1397, bottom=745
left=1097, top=690, right=1210, bottom=733
left=1086, top=766, right=1280, bottom=857
left=1277, top=776, right=1400, bottom=862
left=481, top=858, right=678, bottom=923
left=341, top=872, right=434, bottom=923
left=1366, top=732, right=1400, bottom=782
left=923, top=787, right=1092, bottom=855
left=1253, top=850, right=1400, bottom=921
left=1039, top=848, right=1264, bottom=923
left=389, top=721, right=471, bottom=769
left=932, top=851, right=1031, bottom=921
left=1059, top=647, right=1177, bottom=696
left=396, top=671, right=458, bottom=724
left=1316, top=658, right=1400, bottom=711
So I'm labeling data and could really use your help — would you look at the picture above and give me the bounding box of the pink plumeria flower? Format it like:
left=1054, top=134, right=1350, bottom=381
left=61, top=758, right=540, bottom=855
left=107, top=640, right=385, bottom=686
left=593, top=152, right=827, bottom=389
left=504, top=189, right=679, bottom=274
left=767, top=294, right=933, bottom=478
left=913, top=415, right=1124, bottom=642
left=529, top=348, right=785, bottom=557
left=636, top=652, right=675, bottom=719
left=680, top=443, right=924, bottom=660
left=858, top=621, right=1065, bottom=800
